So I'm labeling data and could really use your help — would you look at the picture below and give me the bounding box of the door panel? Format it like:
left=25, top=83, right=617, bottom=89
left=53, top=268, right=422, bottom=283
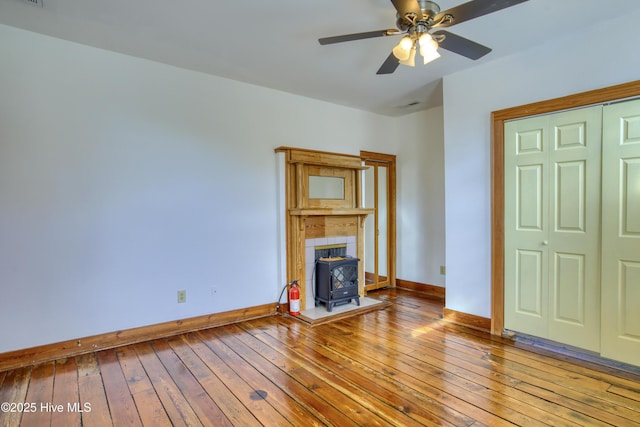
left=601, top=99, right=640, bottom=365
left=548, top=107, right=601, bottom=351
left=505, top=116, right=549, bottom=336
left=555, top=161, right=585, bottom=232
left=515, top=249, right=544, bottom=316
left=364, top=164, right=387, bottom=289
left=505, top=106, right=602, bottom=352
left=364, top=166, right=375, bottom=283
left=620, top=261, right=640, bottom=338
left=623, top=159, right=640, bottom=234
left=517, top=164, right=543, bottom=230
left=378, top=166, right=388, bottom=278
left=553, top=252, right=585, bottom=325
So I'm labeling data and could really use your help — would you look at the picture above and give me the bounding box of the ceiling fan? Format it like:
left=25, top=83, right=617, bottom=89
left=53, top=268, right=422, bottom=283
left=318, top=0, right=529, bottom=74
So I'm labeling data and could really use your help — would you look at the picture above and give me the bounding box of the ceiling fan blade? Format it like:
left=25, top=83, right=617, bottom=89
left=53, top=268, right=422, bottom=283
left=376, top=52, right=400, bottom=75
left=318, top=29, right=399, bottom=45
left=433, top=30, right=491, bottom=60
left=390, top=0, right=422, bottom=22
left=433, top=0, right=529, bottom=28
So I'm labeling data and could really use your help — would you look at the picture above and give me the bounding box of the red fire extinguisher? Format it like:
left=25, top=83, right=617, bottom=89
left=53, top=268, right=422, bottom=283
left=289, top=280, right=300, bottom=316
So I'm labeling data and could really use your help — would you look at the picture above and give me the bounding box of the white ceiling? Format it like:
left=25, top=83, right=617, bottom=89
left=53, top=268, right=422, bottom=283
left=2, top=0, right=640, bottom=116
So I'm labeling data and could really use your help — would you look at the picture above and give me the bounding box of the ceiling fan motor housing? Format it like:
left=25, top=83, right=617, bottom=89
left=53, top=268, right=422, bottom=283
left=419, top=0, right=441, bottom=19
left=397, top=0, right=441, bottom=31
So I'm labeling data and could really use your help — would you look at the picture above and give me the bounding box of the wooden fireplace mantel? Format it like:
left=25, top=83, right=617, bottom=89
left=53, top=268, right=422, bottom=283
left=276, top=146, right=372, bottom=310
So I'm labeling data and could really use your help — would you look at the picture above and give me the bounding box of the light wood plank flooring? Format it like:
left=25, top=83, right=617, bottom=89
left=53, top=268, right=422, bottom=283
left=1, top=289, right=640, bottom=426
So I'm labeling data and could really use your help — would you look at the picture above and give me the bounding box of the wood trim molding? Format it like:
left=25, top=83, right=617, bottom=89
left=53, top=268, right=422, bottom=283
left=275, top=146, right=363, bottom=169
left=0, top=303, right=276, bottom=372
left=396, top=279, right=445, bottom=301
left=491, top=79, right=640, bottom=336
left=443, top=308, right=491, bottom=333
left=289, top=208, right=374, bottom=216
left=275, top=146, right=362, bottom=160
left=360, top=151, right=397, bottom=289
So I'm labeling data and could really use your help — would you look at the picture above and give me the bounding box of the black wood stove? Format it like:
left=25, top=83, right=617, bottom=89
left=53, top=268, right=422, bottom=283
left=315, top=256, right=360, bottom=312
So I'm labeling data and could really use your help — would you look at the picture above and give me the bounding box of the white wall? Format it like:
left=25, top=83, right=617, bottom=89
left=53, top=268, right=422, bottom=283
left=0, top=24, right=401, bottom=353
left=396, top=108, right=446, bottom=287
left=443, top=10, right=640, bottom=318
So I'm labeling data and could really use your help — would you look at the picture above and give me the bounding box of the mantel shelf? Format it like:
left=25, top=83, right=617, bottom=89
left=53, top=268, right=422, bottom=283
left=289, top=208, right=374, bottom=216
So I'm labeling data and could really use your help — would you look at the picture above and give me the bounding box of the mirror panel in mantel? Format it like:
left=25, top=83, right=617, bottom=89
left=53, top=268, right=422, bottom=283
left=309, top=176, right=345, bottom=200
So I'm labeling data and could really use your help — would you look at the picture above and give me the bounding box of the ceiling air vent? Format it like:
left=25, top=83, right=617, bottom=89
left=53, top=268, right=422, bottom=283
left=20, top=0, right=43, bottom=7
left=397, top=101, right=421, bottom=109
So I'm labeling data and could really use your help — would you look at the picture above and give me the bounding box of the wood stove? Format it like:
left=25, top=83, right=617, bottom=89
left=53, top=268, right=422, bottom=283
left=315, top=256, right=360, bottom=312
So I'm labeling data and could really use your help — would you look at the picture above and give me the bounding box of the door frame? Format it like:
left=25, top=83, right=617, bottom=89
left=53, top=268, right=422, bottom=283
left=361, top=151, right=397, bottom=290
left=490, top=80, right=640, bottom=336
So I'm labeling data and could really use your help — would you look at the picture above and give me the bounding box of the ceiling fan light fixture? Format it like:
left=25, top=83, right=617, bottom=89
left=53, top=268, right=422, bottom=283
left=392, top=36, right=414, bottom=61
left=422, top=48, right=441, bottom=64
left=418, top=32, right=440, bottom=65
left=398, top=44, right=417, bottom=67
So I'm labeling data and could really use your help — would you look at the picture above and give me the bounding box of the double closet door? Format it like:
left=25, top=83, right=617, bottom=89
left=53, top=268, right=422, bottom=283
left=504, top=99, right=640, bottom=366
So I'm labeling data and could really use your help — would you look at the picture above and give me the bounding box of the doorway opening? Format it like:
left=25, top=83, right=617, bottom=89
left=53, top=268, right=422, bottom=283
left=361, top=151, right=396, bottom=292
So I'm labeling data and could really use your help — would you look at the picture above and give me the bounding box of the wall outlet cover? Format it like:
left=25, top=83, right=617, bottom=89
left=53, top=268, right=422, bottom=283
left=177, top=290, right=186, bottom=303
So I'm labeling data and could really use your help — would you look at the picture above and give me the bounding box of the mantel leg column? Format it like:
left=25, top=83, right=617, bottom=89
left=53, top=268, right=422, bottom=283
left=357, top=215, right=366, bottom=297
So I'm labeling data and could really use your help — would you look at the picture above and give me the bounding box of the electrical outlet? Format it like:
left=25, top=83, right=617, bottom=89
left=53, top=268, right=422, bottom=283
left=177, top=290, right=186, bottom=303
left=440, top=265, right=446, bottom=275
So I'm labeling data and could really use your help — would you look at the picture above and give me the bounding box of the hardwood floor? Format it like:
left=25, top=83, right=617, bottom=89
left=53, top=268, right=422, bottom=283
left=1, top=288, right=639, bottom=426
